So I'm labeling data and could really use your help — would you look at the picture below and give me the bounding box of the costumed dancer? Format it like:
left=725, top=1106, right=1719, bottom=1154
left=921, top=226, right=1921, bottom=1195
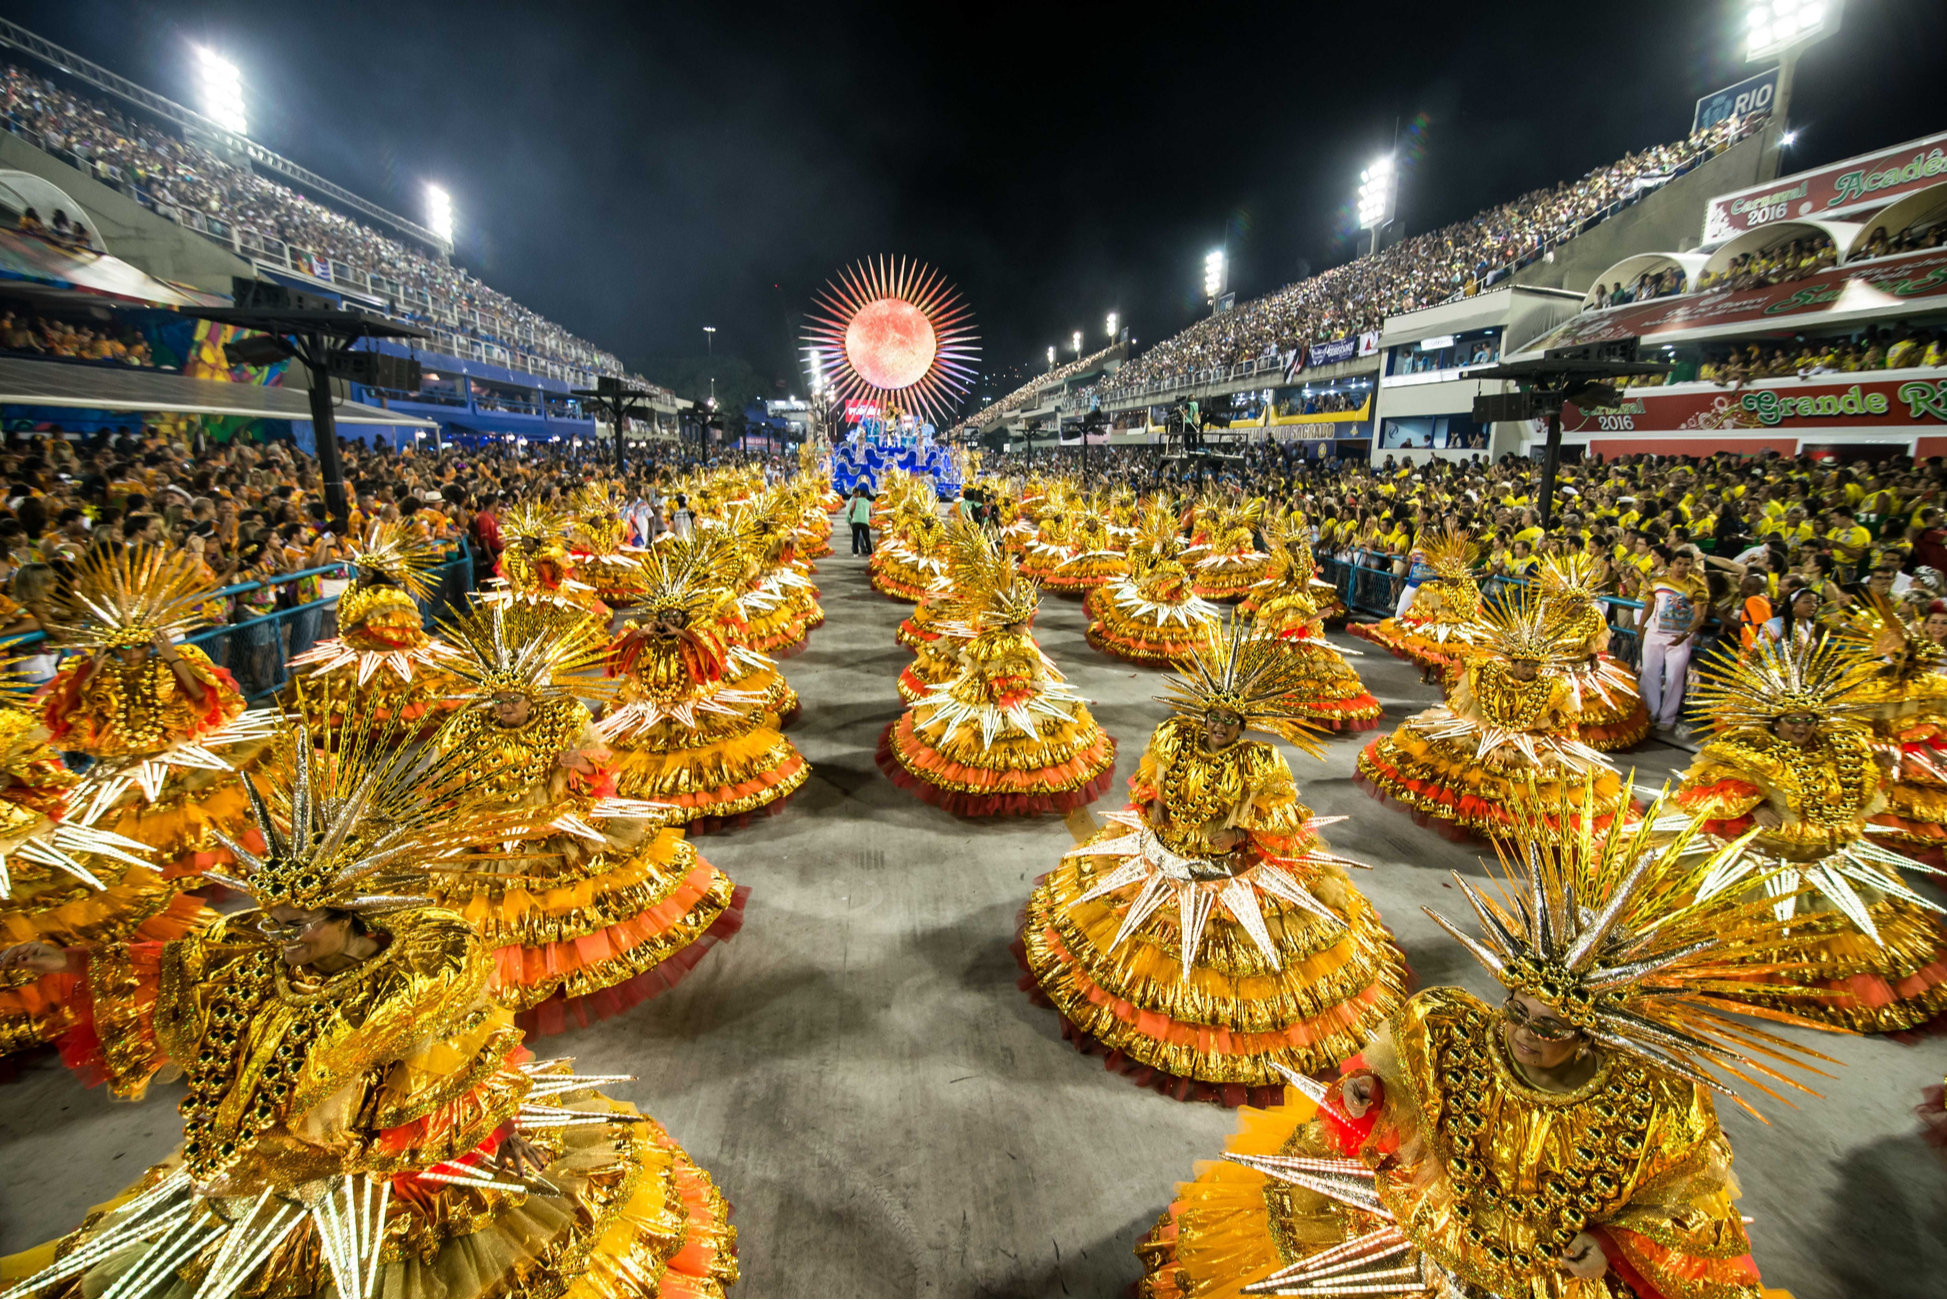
left=1044, top=505, right=1126, bottom=596
left=490, top=501, right=608, bottom=621
left=426, top=601, right=746, bottom=1036
left=1538, top=552, right=1650, bottom=750
left=1137, top=786, right=1834, bottom=1300
left=566, top=481, right=649, bottom=607
left=0, top=659, right=190, bottom=1060
left=869, top=491, right=949, bottom=602
left=1017, top=620, right=1408, bottom=1105
left=1346, top=526, right=1481, bottom=683
left=1188, top=498, right=1270, bottom=603
left=601, top=533, right=810, bottom=833
left=1835, top=596, right=1947, bottom=865
left=1249, top=518, right=1380, bottom=732
left=1670, top=632, right=1947, bottom=1032
left=725, top=488, right=822, bottom=658
left=1356, top=586, right=1629, bottom=840
left=878, top=527, right=1115, bottom=816
left=1084, top=528, right=1222, bottom=670
left=0, top=708, right=737, bottom=1299
left=285, top=521, right=465, bottom=733
left=1017, top=493, right=1074, bottom=586
left=39, top=547, right=277, bottom=878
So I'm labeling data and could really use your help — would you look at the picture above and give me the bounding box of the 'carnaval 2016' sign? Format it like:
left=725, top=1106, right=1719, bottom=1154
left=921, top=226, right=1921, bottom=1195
left=1703, top=130, right=1947, bottom=242
left=1556, top=377, right=1947, bottom=437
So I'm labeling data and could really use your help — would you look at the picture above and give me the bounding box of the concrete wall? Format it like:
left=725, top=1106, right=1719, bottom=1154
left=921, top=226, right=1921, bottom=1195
left=1512, top=134, right=1768, bottom=297
left=0, top=134, right=253, bottom=293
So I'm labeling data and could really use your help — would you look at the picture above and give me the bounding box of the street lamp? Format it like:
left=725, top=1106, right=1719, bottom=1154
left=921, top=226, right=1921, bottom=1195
left=1203, top=249, right=1226, bottom=306
left=1106, top=312, right=1118, bottom=341
left=1743, top=0, right=1843, bottom=181
left=425, top=185, right=454, bottom=245
left=192, top=46, right=247, bottom=137
left=1357, top=156, right=1396, bottom=257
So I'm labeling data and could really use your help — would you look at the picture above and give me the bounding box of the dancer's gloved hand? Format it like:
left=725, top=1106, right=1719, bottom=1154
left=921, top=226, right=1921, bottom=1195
left=1559, top=1232, right=1607, bottom=1280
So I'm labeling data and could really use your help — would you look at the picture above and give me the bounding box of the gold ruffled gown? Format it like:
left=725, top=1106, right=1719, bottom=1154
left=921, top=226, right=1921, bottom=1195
left=1674, top=724, right=1947, bottom=1031
left=1253, top=584, right=1381, bottom=733
left=286, top=579, right=464, bottom=732
left=0, top=908, right=737, bottom=1298
left=1084, top=559, right=1222, bottom=668
left=429, top=700, right=746, bottom=1037
left=1188, top=505, right=1270, bottom=603
left=1547, top=596, right=1650, bottom=751
left=878, top=625, right=1115, bottom=816
left=1137, top=988, right=1771, bottom=1299
left=1017, top=715, right=1407, bottom=1104
left=1044, top=515, right=1127, bottom=595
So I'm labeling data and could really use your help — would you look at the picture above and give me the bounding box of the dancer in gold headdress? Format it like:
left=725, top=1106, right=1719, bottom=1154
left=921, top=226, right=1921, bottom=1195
left=1085, top=507, right=1223, bottom=668
left=1537, top=552, right=1650, bottom=750
left=879, top=527, right=1115, bottom=816
left=1356, top=586, right=1628, bottom=839
left=1249, top=518, right=1381, bottom=733
left=1017, top=619, right=1408, bottom=1104
left=1188, top=498, right=1270, bottom=603
left=1137, top=786, right=1831, bottom=1300
left=601, top=533, right=810, bottom=832
left=491, top=501, right=608, bottom=619
left=1347, top=526, right=1481, bottom=682
left=870, top=484, right=950, bottom=601
left=426, top=601, right=747, bottom=1036
left=725, top=487, right=823, bottom=658
left=1045, top=506, right=1126, bottom=595
left=39, top=547, right=277, bottom=878
left=0, top=708, right=738, bottom=1299
left=565, top=481, right=648, bottom=607
left=0, top=659, right=191, bottom=1060
left=1017, top=494, right=1073, bottom=586
left=1672, top=632, right=1947, bottom=1031
left=1833, top=595, right=1947, bottom=864
left=286, top=521, right=465, bottom=732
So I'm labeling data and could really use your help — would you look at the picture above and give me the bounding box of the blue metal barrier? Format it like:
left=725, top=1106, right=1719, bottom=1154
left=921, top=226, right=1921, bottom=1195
left=0, top=543, right=476, bottom=704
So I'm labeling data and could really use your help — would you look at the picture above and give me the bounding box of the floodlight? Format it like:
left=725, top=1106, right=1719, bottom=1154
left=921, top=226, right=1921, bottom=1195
left=1745, top=0, right=1839, bottom=61
left=1357, top=156, right=1396, bottom=231
left=1781, top=129, right=1799, bottom=146
left=1071, top=330, right=1082, bottom=355
left=1204, top=249, right=1226, bottom=299
left=192, top=47, right=247, bottom=136
left=1047, top=345, right=1056, bottom=366
left=1106, top=312, right=1118, bottom=339
left=425, top=185, right=454, bottom=243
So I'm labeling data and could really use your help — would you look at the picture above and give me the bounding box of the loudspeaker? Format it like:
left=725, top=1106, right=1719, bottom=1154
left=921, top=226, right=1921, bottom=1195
left=328, top=351, right=424, bottom=392
left=230, top=278, right=337, bottom=313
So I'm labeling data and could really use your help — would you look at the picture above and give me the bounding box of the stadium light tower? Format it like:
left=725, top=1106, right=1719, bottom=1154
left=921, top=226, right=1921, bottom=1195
left=192, top=47, right=247, bottom=137
left=1106, top=311, right=1118, bottom=341
left=1357, top=155, right=1397, bottom=257
left=1203, top=249, right=1226, bottom=309
left=1743, top=0, right=1843, bottom=182
left=1071, top=330, right=1082, bottom=356
left=425, top=185, right=454, bottom=247
left=1047, top=345, right=1056, bottom=372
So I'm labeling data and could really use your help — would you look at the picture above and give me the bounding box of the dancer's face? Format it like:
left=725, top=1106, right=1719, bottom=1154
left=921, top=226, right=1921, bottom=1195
left=1501, top=992, right=1582, bottom=1070
left=1774, top=713, right=1817, bottom=746
left=1507, top=658, right=1540, bottom=682
left=261, top=905, right=353, bottom=968
left=1203, top=711, right=1243, bottom=751
left=491, top=693, right=531, bottom=726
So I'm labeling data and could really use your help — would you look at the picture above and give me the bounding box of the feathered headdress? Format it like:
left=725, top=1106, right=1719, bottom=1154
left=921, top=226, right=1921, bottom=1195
left=1418, top=525, right=1475, bottom=578
left=437, top=599, right=618, bottom=707
left=1687, top=632, right=1879, bottom=735
left=1472, top=584, right=1576, bottom=665
left=47, top=546, right=214, bottom=649
left=204, top=700, right=546, bottom=913
left=1157, top=615, right=1326, bottom=756
left=1426, top=781, right=1836, bottom=1113
left=569, top=481, right=626, bottom=523
left=349, top=520, right=444, bottom=602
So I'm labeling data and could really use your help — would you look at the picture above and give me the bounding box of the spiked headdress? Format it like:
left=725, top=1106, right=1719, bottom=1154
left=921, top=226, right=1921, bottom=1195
left=1419, top=525, right=1475, bottom=579
left=625, top=532, right=733, bottom=630
left=942, top=519, right=1038, bottom=628
left=1157, top=615, right=1326, bottom=756
left=498, top=500, right=569, bottom=548
left=1472, top=584, right=1576, bottom=665
left=204, top=701, right=547, bottom=913
left=47, top=545, right=214, bottom=649
left=569, top=481, right=626, bottom=524
left=1687, top=631, right=1879, bottom=734
left=1425, top=782, right=1835, bottom=1112
left=348, top=520, right=444, bottom=601
left=437, top=600, right=618, bottom=707
left=1832, top=591, right=1947, bottom=682
left=1537, top=552, right=1600, bottom=601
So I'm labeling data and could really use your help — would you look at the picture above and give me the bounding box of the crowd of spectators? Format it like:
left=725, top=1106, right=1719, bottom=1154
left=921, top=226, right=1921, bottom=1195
left=1100, top=116, right=1760, bottom=398
left=0, top=307, right=154, bottom=366
left=0, top=63, right=665, bottom=395
left=954, top=345, right=1118, bottom=433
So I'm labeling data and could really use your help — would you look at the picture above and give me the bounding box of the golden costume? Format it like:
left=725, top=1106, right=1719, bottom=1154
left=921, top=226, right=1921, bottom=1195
left=566, top=482, right=648, bottom=607
left=1187, top=498, right=1271, bottom=603
left=1347, top=527, right=1482, bottom=679
left=1086, top=555, right=1222, bottom=669
left=1357, top=587, right=1627, bottom=840
left=723, top=488, right=823, bottom=659
left=868, top=487, right=950, bottom=602
left=1249, top=522, right=1380, bottom=733
left=489, top=502, right=609, bottom=621
left=601, top=534, right=810, bottom=833
left=1044, top=509, right=1127, bottom=595
left=1138, top=790, right=1831, bottom=1299
left=1537, top=554, right=1649, bottom=751
left=426, top=601, right=746, bottom=1037
left=286, top=522, right=464, bottom=734
left=0, top=711, right=737, bottom=1299
left=1835, top=597, right=1947, bottom=864
left=39, top=547, right=277, bottom=879
left=879, top=527, right=1115, bottom=817
left=1018, top=624, right=1408, bottom=1104
left=1672, top=633, right=1947, bottom=1032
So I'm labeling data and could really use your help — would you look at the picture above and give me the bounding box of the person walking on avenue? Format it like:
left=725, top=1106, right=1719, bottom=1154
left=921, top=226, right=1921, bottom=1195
left=849, top=485, right=874, bottom=555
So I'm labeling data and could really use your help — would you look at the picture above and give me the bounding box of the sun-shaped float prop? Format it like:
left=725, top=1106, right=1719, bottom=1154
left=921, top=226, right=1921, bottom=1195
left=804, top=256, right=979, bottom=424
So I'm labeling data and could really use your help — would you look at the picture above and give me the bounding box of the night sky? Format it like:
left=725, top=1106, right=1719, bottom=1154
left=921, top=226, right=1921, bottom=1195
left=9, top=0, right=1943, bottom=409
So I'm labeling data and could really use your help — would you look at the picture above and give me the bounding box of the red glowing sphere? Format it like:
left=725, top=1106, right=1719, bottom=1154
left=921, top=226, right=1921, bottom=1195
left=844, top=296, right=939, bottom=391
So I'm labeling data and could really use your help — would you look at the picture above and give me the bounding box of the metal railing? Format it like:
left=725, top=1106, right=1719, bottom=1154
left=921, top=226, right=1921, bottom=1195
left=0, top=545, right=475, bottom=704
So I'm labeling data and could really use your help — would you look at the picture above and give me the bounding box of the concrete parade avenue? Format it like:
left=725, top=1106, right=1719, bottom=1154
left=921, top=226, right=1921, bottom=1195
left=0, top=544, right=1937, bottom=1298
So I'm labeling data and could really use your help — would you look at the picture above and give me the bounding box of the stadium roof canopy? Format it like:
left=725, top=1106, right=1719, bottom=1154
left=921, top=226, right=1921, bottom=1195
left=0, top=356, right=435, bottom=427
left=0, top=227, right=220, bottom=307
